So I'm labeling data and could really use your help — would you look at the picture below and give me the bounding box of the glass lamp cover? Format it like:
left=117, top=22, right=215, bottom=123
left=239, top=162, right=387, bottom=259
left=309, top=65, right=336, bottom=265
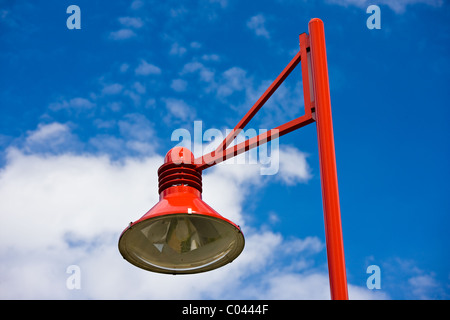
left=119, top=213, right=244, bottom=274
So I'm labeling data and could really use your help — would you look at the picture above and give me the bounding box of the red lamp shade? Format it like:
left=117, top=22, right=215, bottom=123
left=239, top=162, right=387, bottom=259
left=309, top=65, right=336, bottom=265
left=118, top=147, right=245, bottom=274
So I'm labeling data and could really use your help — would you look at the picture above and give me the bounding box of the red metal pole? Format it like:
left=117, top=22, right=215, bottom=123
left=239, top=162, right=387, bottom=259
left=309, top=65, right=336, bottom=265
left=308, top=18, right=349, bottom=300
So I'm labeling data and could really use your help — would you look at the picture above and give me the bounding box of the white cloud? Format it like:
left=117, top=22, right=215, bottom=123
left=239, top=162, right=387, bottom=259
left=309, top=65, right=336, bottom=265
left=381, top=258, right=446, bottom=299
left=181, top=61, right=215, bottom=83
left=0, top=147, right=384, bottom=299
left=162, top=98, right=196, bottom=122
left=132, top=81, right=146, bottom=94
left=182, top=61, right=203, bottom=73
left=246, top=14, right=270, bottom=39
left=109, top=16, right=143, bottom=41
left=210, top=64, right=303, bottom=127
left=118, top=113, right=155, bottom=142
left=170, top=6, right=188, bottom=18
left=90, top=114, right=158, bottom=157
left=122, top=89, right=141, bottom=107
left=135, top=60, right=162, bottom=76
left=282, top=236, right=324, bottom=255
left=202, top=54, right=220, bottom=62
left=169, top=42, right=187, bottom=56
left=125, top=140, right=156, bottom=155
left=0, top=119, right=387, bottom=300
left=248, top=272, right=331, bottom=299
left=348, top=284, right=389, bottom=299
left=190, top=41, right=202, bottom=49
left=130, top=0, right=144, bottom=10
left=408, top=274, right=440, bottom=299
left=119, top=63, right=129, bottom=73
left=216, top=67, right=249, bottom=98
left=118, top=16, right=144, bottom=29
left=17, top=116, right=158, bottom=159
left=170, top=79, right=188, bottom=92
left=25, top=122, right=70, bottom=145
left=101, top=83, right=123, bottom=95
left=22, top=122, right=81, bottom=154
left=68, top=97, right=95, bottom=108
left=49, top=97, right=95, bottom=111
left=109, top=29, right=137, bottom=40
left=276, top=146, right=311, bottom=185
left=327, top=0, right=443, bottom=13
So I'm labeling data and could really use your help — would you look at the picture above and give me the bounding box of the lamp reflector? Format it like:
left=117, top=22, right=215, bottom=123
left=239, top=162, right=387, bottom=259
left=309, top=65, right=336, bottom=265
left=119, top=213, right=244, bottom=274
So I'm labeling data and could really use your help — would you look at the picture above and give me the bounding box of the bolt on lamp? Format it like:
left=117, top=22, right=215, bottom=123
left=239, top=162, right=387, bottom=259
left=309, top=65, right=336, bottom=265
left=118, top=18, right=349, bottom=300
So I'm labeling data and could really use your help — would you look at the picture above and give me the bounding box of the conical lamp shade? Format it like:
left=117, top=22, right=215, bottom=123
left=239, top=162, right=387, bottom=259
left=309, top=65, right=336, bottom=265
left=118, top=147, right=245, bottom=274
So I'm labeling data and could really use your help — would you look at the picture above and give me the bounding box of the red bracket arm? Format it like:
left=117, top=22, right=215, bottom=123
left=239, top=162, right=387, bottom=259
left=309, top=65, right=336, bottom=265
left=194, top=33, right=315, bottom=171
left=193, top=19, right=349, bottom=300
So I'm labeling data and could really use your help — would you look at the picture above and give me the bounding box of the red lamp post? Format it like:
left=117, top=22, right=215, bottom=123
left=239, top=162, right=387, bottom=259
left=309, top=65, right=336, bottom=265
left=119, top=18, right=348, bottom=300
left=309, top=18, right=348, bottom=300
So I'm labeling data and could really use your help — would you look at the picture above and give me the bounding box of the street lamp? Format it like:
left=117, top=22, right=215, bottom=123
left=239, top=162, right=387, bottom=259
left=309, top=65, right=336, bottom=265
left=118, top=147, right=245, bottom=275
left=118, top=18, right=349, bottom=300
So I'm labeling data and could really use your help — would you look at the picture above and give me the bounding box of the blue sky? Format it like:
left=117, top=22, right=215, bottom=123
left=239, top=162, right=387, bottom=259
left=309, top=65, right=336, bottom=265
left=0, top=0, right=449, bottom=299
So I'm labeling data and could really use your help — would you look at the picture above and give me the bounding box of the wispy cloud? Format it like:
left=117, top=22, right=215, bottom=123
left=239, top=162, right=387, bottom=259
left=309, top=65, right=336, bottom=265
left=247, top=14, right=270, bottom=39
left=130, top=0, right=144, bottom=10
left=207, top=64, right=303, bottom=127
left=49, top=97, right=95, bottom=111
left=169, top=42, right=187, bottom=56
left=381, top=258, right=448, bottom=299
left=109, top=16, right=144, bottom=40
left=181, top=61, right=215, bottom=82
left=162, top=98, right=196, bottom=122
left=216, top=67, right=250, bottom=99
left=135, top=60, right=162, bottom=76
left=22, top=122, right=81, bottom=154
left=109, top=29, right=137, bottom=40
left=101, top=83, right=124, bottom=95
left=170, top=79, right=188, bottom=92
left=118, top=16, right=144, bottom=29
left=118, top=113, right=155, bottom=142
left=15, top=115, right=159, bottom=159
